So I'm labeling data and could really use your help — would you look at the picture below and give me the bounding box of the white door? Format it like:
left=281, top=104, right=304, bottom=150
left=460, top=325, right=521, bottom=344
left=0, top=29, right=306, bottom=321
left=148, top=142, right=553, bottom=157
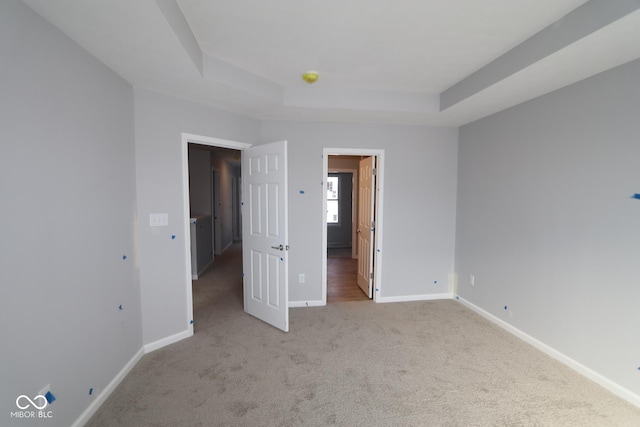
left=357, top=156, right=375, bottom=297
left=242, top=141, right=289, bottom=332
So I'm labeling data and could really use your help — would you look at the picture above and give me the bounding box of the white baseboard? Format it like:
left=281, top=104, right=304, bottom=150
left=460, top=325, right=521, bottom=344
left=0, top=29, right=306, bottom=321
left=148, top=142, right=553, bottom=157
left=143, top=328, right=193, bottom=353
left=72, top=328, right=194, bottom=425
left=289, top=300, right=324, bottom=308
left=194, top=260, right=213, bottom=280
left=456, top=296, right=640, bottom=409
left=71, top=347, right=144, bottom=427
left=291, top=294, right=453, bottom=306
left=376, top=293, right=453, bottom=303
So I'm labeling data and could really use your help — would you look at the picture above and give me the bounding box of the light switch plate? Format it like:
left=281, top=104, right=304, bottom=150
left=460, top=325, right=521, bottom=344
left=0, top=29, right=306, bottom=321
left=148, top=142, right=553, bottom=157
left=150, top=213, right=169, bottom=227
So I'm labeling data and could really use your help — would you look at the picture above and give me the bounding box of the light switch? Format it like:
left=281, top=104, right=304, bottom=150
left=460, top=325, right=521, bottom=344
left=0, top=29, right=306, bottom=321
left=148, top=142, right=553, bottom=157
left=150, top=213, right=169, bottom=227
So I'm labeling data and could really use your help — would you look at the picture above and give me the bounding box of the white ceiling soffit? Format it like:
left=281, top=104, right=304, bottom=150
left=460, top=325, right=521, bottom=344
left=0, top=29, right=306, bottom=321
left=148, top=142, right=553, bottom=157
left=20, top=0, right=640, bottom=126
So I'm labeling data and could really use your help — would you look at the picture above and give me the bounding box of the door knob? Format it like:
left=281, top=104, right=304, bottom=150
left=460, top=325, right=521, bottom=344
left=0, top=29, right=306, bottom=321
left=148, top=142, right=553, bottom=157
left=271, top=244, right=284, bottom=251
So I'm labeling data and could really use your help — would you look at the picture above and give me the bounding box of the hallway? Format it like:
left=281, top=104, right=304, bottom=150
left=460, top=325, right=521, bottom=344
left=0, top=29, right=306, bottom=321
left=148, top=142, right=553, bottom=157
left=327, top=248, right=369, bottom=303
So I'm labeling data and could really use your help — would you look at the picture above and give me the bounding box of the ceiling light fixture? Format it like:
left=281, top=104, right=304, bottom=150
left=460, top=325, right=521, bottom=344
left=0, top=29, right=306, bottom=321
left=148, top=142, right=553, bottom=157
left=302, top=71, right=319, bottom=84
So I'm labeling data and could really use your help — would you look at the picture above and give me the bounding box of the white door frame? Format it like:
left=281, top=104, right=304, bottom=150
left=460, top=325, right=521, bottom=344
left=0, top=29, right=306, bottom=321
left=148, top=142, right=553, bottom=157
left=181, top=133, right=252, bottom=332
left=322, top=148, right=384, bottom=305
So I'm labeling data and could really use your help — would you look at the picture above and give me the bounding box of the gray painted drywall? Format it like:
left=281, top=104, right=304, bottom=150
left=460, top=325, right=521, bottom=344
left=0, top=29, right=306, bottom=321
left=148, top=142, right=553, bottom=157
left=456, top=58, right=640, bottom=397
left=261, top=121, right=458, bottom=303
left=441, top=0, right=640, bottom=110
left=0, top=2, right=140, bottom=425
left=211, top=151, right=240, bottom=250
left=187, top=147, right=212, bottom=216
left=134, top=89, right=260, bottom=346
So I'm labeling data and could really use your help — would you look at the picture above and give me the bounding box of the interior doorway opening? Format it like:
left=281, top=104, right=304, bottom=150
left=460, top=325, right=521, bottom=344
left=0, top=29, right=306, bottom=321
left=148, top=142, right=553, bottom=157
left=322, top=149, right=384, bottom=305
left=188, top=143, right=242, bottom=271
left=182, top=134, right=290, bottom=333
left=182, top=135, right=251, bottom=333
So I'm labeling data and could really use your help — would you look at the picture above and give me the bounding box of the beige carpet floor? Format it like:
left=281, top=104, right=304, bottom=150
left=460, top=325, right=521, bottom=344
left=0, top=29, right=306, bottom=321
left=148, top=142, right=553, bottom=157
left=87, top=244, right=640, bottom=426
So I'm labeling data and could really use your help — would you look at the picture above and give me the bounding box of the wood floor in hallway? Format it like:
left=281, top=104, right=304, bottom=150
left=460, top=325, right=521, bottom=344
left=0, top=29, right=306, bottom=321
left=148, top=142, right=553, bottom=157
left=327, top=248, right=370, bottom=303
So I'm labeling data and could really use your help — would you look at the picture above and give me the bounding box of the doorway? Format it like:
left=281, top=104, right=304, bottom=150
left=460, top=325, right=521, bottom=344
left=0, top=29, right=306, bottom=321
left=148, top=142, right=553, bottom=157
left=182, top=134, right=251, bottom=333
left=326, top=168, right=364, bottom=303
left=182, top=134, right=290, bottom=333
left=322, top=149, right=385, bottom=305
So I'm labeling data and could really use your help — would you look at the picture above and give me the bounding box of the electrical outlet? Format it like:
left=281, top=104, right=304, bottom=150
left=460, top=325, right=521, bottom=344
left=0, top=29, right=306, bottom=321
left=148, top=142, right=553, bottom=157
left=298, top=274, right=305, bottom=284
left=470, top=274, right=475, bottom=286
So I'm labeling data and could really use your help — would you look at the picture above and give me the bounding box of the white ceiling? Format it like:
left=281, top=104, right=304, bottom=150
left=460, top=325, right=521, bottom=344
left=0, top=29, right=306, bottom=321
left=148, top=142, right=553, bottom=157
left=20, top=0, right=640, bottom=126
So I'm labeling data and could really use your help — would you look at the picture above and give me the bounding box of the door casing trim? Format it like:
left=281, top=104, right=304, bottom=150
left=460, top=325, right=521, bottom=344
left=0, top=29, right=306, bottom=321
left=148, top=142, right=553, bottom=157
left=322, top=148, right=385, bottom=304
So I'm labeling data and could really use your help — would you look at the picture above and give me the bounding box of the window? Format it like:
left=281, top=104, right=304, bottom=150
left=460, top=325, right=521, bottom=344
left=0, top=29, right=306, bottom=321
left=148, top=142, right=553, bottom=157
left=327, top=175, right=339, bottom=223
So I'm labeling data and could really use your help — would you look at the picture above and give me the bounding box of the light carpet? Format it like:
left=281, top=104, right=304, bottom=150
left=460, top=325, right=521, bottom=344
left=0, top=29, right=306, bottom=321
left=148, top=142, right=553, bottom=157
left=87, top=244, right=640, bottom=426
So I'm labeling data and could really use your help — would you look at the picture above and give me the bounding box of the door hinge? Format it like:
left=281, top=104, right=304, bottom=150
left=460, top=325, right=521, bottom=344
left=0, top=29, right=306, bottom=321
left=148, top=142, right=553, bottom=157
left=372, top=168, right=377, bottom=176
left=370, top=272, right=374, bottom=279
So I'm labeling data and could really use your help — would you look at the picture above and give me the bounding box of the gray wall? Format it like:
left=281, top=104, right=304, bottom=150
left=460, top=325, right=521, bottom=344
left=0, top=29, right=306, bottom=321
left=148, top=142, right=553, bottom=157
left=456, top=58, right=640, bottom=397
left=0, top=1, right=140, bottom=425
left=134, top=89, right=260, bottom=346
left=211, top=151, right=240, bottom=250
left=188, top=147, right=212, bottom=216
left=261, top=121, right=458, bottom=303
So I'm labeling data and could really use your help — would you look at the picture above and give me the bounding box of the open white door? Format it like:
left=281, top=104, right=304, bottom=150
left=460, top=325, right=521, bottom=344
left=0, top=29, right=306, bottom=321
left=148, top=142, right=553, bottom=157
left=357, top=156, right=375, bottom=297
left=242, top=140, right=289, bottom=332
